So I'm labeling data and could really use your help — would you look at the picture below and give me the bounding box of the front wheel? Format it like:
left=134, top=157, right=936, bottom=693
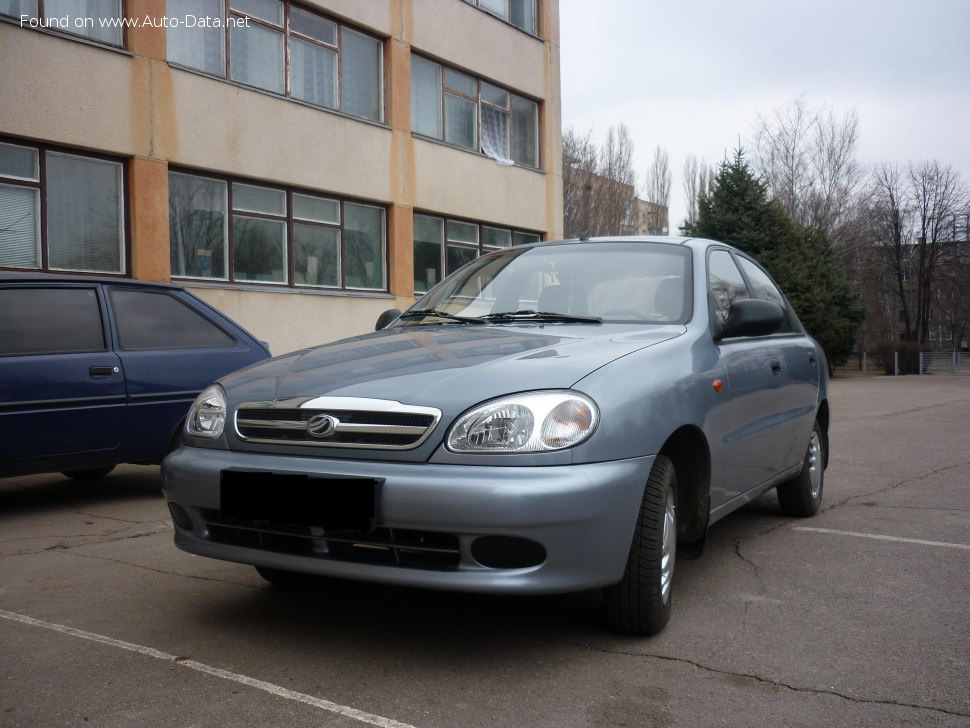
left=777, top=420, right=824, bottom=517
left=604, top=454, right=677, bottom=636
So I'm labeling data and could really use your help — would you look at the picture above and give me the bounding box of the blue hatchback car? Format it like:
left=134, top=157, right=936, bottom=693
left=0, top=274, right=270, bottom=480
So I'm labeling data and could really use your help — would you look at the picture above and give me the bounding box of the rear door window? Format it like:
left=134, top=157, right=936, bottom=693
left=0, top=287, right=106, bottom=355
left=109, top=289, right=235, bottom=350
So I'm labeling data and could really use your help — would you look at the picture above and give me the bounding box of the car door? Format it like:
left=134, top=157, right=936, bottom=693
left=0, top=284, right=125, bottom=468
left=104, top=285, right=265, bottom=461
left=706, top=249, right=790, bottom=502
left=735, top=255, right=820, bottom=471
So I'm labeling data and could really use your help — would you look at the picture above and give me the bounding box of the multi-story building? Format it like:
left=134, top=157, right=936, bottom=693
left=0, top=0, right=562, bottom=353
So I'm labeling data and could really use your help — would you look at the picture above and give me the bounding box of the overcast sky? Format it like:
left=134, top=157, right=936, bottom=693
left=559, top=0, right=970, bottom=232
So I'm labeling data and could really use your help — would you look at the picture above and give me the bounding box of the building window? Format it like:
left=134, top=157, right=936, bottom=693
left=1, top=0, right=124, bottom=46
left=0, top=140, right=126, bottom=274
left=411, top=55, right=540, bottom=168
left=463, top=0, right=537, bottom=35
left=169, top=170, right=386, bottom=292
left=413, top=212, right=541, bottom=294
left=166, top=0, right=384, bottom=123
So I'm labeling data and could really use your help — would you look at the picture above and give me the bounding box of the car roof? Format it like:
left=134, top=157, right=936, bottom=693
left=518, top=235, right=738, bottom=254
left=0, top=272, right=183, bottom=290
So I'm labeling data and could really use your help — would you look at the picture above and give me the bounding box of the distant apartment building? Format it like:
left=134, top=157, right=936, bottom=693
left=622, top=198, right=669, bottom=237
left=0, top=0, right=563, bottom=353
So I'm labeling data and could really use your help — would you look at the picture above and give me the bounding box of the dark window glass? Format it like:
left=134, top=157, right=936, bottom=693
left=413, top=214, right=443, bottom=295
left=708, top=250, right=748, bottom=324
left=446, top=244, right=477, bottom=275
left=0, top=288, right=105, bottom=356
left=110, top=290, right=235, bottom=350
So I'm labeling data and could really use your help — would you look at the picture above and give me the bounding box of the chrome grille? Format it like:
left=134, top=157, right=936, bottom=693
left=234, top=396, right=441, bottom=450
left=203, top=514, right=460, bottom=570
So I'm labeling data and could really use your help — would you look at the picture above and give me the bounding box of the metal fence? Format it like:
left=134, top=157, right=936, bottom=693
left=835, top=351, right=969, bottom=376
left=919, top=351, right=970, bottom=375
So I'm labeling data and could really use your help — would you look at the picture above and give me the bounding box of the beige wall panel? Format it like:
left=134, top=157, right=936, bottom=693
left=410, top=0, right=546, bottom=100
left=166, top=71, right=393, bottom=201
left=0, top=27, right=150, bottom=156
left=412, top=139, right=548, bottom=232
left=188, top=288, right=396, bottom=355
left=300, top=0, right=394, bottom=37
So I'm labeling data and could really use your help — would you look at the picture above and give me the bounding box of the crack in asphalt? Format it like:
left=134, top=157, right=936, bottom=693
left=824, top=460, right=970, bottom=514
left=0, top=525, right=172, bottom=557
left=56, top=550, right=262, bottom=591
left=70, top=505, right=166, bottom=526
left=533, top=636, right=970, bottom=719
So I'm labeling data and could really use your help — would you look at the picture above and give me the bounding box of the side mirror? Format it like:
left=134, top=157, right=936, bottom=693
left=375, top=308, right=401, bottom=331
left=717, top=299, right=784, bottom=340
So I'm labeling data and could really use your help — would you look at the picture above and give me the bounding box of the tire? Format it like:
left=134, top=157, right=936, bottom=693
left=62, top=465, right=116, bottom=481
left=255, top=565, right=316, bottom=587
left=604, top=454, right=677, bottom=636
left=777, top=420, right=824, bottom=517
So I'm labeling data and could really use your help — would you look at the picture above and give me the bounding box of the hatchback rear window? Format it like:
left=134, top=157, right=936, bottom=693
left=0, top=287, right=106, bottom=356
left=109, top=289, right=235, bottom=350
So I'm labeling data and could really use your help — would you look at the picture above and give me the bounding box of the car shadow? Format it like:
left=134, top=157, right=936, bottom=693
left=0, top=465, right=163, bottom=517
left=187, top=491, right=795, bottom=655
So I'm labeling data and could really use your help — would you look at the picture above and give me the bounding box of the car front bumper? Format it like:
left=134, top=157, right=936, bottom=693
left=161, top=446, right=655, bottom=594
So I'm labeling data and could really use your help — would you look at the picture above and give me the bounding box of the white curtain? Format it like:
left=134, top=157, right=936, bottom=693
left=481, top=106, right=513, bottom=165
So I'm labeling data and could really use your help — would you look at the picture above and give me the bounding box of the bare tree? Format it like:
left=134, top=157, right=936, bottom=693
left=909, top=160, right=968, bottom=344
left=645, top=145, right=671, bottom=207
left=681, top=154, right=711, bottom=230
left=867, top=161, right=968, bottom=344
left=753, top=98, right=864, bottom=247
left=562, top=124, right=637, bottom=238
left=868, top=163, right=914, bottom=340
left=562, top=127, right=599, bottom=238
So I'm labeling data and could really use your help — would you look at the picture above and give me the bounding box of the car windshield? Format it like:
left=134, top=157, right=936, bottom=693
left=403, top=242, right=692, bottom=325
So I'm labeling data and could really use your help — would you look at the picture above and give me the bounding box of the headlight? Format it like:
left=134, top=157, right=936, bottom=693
left=447, top=391, right=599, bottom=453
left=185, top=384, right=227, bottom=439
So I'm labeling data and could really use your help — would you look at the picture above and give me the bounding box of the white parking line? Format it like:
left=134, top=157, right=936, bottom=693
left=0, top=609, right=417, bottom=728
left=792, top=527, right=970, bottom=551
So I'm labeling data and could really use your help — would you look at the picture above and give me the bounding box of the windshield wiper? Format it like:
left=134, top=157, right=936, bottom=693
left=481, top=310, right=603, bottom=324
left=398, top=308, right=486, bottom=324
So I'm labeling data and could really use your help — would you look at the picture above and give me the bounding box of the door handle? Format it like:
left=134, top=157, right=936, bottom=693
left=770, top=358, right=782, bottom=375
left=808, top=352, right=817, bottom=366
left=90, top=366, right=118, bottom=377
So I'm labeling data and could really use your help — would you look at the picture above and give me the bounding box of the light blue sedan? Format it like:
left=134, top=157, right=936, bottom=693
left=163, top=237, right=828, bottom=635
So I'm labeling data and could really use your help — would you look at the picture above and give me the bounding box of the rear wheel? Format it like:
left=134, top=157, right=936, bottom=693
left=604, top=454, right=677, bottom=636
left=777, top=420, right=824, bottom=517
left=62, top=466, right=116, bottom=481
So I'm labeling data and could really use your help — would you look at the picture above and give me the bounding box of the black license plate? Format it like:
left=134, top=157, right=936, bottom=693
left=221, top=470, right=379, bottom=531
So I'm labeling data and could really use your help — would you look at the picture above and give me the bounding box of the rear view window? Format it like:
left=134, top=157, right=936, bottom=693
left=110, top=289, right=235, bottom=350
left=0, top=287, right=106, bottom=356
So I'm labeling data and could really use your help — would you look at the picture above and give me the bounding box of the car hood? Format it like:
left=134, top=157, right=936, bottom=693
left=222, top=323, right=686, bottom=407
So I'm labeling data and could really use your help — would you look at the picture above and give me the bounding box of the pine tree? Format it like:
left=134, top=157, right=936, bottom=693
left=685, top=149, right=864, bottom=370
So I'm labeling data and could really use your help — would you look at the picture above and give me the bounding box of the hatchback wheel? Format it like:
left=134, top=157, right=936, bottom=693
left=777, top=420, right=824, bottom=517
left=604, top=454, right=677, bottom=636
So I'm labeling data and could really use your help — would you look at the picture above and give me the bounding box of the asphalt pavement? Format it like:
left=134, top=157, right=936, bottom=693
left=1, top=375, right=968, bottom=727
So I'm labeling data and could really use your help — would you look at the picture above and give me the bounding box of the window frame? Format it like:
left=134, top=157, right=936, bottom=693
left=412, top=211, right=543, bottom=295
left=166, top=0, right=385, bottom=124
left=462, top=0, right=539, bottom=37
left=734, top=253, right=801, bottom=335
left=0, top=0, right=126, bottom=49
left=168, top=168, right=388, bottom=293
left=410, top=54, right=541, bottom=170
left=0, top=136, right=130, bottom=277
